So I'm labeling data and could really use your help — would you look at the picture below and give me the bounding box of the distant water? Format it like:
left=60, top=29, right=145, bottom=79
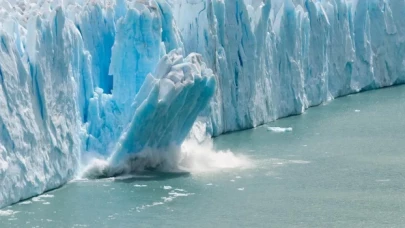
left=1, top=85, right=405, bottom=228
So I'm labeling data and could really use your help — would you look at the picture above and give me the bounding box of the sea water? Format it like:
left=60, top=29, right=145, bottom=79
left=1, top=85, right=405, bottom=227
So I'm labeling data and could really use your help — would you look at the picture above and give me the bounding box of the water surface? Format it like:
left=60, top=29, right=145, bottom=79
left=1, top=86, right=405, bottom=227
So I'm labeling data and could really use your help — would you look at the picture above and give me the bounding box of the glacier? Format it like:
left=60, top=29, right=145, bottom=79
left=0, top=0, right=405, bottom=207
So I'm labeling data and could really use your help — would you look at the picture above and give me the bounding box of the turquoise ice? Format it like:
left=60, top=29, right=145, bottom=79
left=0, top=0, right=405, bottom=207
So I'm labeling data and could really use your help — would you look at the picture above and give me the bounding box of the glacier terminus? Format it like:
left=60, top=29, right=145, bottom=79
left=0, top=0, right=405, bottom=208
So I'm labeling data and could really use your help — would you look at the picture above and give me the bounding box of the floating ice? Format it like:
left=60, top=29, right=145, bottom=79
left=375, top=179, right=391, bottom=182
left=267, top=127, right=294, bottom=133
left=32, top=197, right=44, bottom=202
left=168, top=191, right=192, bottom=197
left=39, top=194, right=54, bottom=198
left=0, top=209, right=18, bottom=216
left=18, top=201, right=32, bottom=205
left=134, top=184, right=147, bottom=188
left=137, top=189, right=193, bottom=212
left=288, top=160, right=311, bottom=164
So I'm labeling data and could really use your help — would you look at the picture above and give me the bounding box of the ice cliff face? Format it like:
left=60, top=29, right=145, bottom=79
left=1, top=0, right=405, bottom=207
left=173, top=0, right=405, bottom=135
left=0, top=7, right=85, bottom=207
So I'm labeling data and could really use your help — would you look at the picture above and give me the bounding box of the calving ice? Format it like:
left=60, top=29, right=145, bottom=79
left=0, top=0, right=404, bottom=208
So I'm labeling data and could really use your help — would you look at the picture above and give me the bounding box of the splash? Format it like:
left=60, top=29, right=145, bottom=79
left=176, top=139, right=252, bottom=173
left=79, top=137, right=252, bottom=179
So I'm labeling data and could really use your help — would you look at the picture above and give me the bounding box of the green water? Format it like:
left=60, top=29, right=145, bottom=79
left=1, top=86, right=405, bottom=228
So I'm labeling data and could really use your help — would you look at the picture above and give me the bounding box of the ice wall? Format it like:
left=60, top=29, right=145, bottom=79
left=1, top=0, right=405, bottom=207
left=0, top=0, right=214, bottom=207
left=0, top=7, right=87, bottom=207
left=173, top=0, right=405, bottom=136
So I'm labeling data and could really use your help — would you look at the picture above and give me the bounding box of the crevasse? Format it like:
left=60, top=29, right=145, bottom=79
left=0, top=0, right=404, bottom=207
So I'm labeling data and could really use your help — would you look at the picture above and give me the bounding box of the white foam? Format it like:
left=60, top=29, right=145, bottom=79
left=176, top=139, right=253, bottom=173
left=376, top=179, right=391, bottom=182
left=237, top=188, right=245, bottom=191
left=32, top=197, right=44, bottom=202
left=265, top=158, right=311, bottom=166
left=0, top=209, right=18, bottom=216
left=18, top=200, right=32, bottom=205
left=267, top=127, right=293, bottom=133
left=288, top=160, right=311, bottom=164
left=134, top=184, right=147, bottom=187
left=112, top=175, right=140, bottom=181
left=355, top=109, right=361, bottom=112
left=137, top=189, right=193, bottom=212
left=168, top=191, right=192, bottom=197
left=162, top=197, right=174, bottom=202
left=79, top=158, right=110, bottom=179
left=30, top=193, right=54, bottom=203
left=39, top=194, right=54, bottom=198
left=80, top=137, right=252, bottom=178
left=163, top=186, right=172, bottom=190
